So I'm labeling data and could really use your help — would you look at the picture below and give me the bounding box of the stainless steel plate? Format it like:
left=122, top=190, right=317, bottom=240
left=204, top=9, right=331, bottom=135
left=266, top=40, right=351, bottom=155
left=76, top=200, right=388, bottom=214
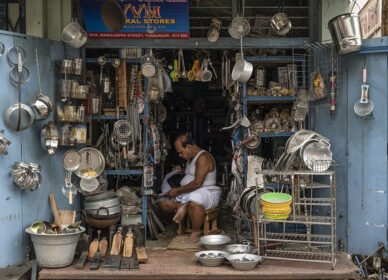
left=75, top=148, right=105, bottom=179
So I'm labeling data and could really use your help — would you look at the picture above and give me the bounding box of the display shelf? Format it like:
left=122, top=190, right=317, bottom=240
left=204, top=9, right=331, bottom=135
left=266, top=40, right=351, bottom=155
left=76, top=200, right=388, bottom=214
left=261, top=232, right=333, bottom=245
left=245, top=56, right=305, bottom=63
left=256, top=169, right=336, bottom=269
left=247, top=96, right=296, bottom=102
left=259, top=215, right=335, bottom=225
left=105, top=170, right=143, bottom=175
left=294, top=197, right=334, bottom=207
left=54, top=117, right=91, bottom=123
left=91, top=114, right=145, bottom=120
left=257, top=170, right=335, bottom=176
left=263, top=249, right=333, bottom=264
left=259, top=132, right=294, bottom=138
left=85, top=58, right=140, bottom=63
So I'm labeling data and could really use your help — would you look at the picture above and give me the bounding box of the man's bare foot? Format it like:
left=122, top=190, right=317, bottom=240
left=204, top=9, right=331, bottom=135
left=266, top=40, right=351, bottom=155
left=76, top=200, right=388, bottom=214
left=173, top=204, right=187, bottom=223
left=185, top=231, right=201, bottom=244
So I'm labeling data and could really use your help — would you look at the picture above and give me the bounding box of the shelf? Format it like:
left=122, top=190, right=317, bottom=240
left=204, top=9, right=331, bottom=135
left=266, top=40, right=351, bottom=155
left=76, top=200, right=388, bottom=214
left=105, top=170, right=143, bottom=175
left=261, top=232, right=333, bottom=245
left=294, top=198, right=334, bottom=207
left=91, top=114, right=145, bottom=120
left=257, top=170, right=335, bottom=176
left=85, top=58, right=140, bottom=63
left=55, top=93, right=89, bottom=100
left=262, top=249, right=334, bottom=264
left=259, top=132, right=294, bottom=138
left=55, top=117, right=91, bottom=123
left=245, top=56, right=305, bottom=63
left=247, top=96, right=296, bottom=102
left=168, top=112, right=194, bottom=116
left=259, top=215, right=335, bottom=225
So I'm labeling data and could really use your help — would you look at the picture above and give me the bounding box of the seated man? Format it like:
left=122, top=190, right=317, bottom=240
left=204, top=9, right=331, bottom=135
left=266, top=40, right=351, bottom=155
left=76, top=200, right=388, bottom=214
left=157, top=134, right=221, bottom=243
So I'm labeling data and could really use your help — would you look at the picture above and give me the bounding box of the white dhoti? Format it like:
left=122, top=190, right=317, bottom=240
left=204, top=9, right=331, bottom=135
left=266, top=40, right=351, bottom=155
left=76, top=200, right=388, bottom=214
left=158, top=170, right=221, bottom=210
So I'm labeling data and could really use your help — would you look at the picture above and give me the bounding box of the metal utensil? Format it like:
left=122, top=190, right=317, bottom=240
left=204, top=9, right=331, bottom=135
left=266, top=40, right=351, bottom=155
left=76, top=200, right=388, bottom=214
left=32, top=48, right=53, bottom=120
left=40, top=121, right=58, bottom=155
left=354, top=67, right=374, bottom=117
left=232, top=37, right=253, bottom=83
left=329, top=13, right=361, bottom=55
left=75, top=148, right=105, bottom=179
left=62, top=150, right=81, bottom=204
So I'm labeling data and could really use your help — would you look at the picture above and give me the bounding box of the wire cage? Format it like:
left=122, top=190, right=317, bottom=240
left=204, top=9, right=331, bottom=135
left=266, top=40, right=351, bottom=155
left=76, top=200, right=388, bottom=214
left=188, top=0, right=310, bottom=39
left=300, top=41, right=342, bottom=108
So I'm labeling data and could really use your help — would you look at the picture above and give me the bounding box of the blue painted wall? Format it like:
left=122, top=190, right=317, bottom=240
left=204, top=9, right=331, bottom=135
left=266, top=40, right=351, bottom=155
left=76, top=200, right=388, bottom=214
left=0, top=31, right=79, bottom=267
left=312, top=37, right=388, bottom=255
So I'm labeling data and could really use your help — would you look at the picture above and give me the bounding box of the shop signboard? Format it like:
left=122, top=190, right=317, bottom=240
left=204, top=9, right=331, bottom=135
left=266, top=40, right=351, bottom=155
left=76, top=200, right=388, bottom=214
left=80, top=0, right=190, bottom=39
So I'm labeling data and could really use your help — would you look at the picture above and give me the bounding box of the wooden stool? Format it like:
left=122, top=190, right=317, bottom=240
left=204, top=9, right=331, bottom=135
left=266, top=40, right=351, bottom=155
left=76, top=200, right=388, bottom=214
left=177, top=208, right=220, bottom=235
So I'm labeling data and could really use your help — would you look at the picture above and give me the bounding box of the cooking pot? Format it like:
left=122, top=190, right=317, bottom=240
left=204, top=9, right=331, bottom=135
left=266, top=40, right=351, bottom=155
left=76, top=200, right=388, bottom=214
left=40, top=121, right=58, bottom=155
left=271, top=13, right=292, bottom=35
left=328, top=13, right=361, bottom=55
left=81, top=209, right=121, bottom=229
left=32, top=94, right=53, bottom=120
left=61, top=22, right=87, bottom=48
left=232, top=58, right=253, bottom=83
left=85, top=205, right=121, bottom=216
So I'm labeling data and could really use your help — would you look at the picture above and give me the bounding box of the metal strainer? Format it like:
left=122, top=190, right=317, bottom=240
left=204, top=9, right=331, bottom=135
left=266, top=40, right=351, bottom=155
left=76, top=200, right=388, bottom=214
left=63, top=149, right=81, bottom=171
left=80, top=178, right=99, bottom=192
left=113, top=120, right=132, bottom=145
left=62, top=150, right=81, bottom=204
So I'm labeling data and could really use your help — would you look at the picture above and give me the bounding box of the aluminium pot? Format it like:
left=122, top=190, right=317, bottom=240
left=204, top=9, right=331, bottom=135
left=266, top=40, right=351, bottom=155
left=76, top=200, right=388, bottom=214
left=328, top=13, right=361, bottom=55
left=232, top=58, right=253, bottom=83
left=270, top=13, right=292, bottom=36
left=83, top=196, right=120, bottom=210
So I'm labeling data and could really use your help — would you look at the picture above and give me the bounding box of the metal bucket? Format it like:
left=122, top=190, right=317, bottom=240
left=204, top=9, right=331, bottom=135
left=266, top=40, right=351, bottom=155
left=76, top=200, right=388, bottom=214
left=328, top=13, right=361, bottom=55
left=26, top=226, right=85, bottom=268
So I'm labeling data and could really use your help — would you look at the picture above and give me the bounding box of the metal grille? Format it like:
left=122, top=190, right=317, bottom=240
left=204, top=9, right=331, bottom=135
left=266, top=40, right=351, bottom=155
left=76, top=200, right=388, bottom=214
left=189, top=1, right=309, bottom=38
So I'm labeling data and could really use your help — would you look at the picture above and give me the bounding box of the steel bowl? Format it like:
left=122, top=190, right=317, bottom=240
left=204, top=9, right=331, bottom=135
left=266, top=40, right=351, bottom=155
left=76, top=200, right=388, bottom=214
left=226, top=253, right=263, bottom=271
left=225, top=244, right=256, bottom=254
left=200, top=234, right=231, bottom=250
left=194, top=250, right=229, bottom=267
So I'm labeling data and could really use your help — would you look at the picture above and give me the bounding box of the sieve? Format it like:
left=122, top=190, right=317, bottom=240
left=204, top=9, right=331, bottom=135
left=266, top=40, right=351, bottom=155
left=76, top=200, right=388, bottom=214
left=113, top=119, right=132, bottom=159
left=80, top=178, right=99, bottom=192
left=113, top=120, right=132, bottom=144
left=63, top=149, right=81, bottom=171
left=62, top=150, right=81, bottom=204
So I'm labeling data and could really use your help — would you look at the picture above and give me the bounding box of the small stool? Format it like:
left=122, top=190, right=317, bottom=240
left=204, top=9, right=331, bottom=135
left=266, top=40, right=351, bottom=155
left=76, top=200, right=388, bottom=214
left=177, top=208, right=220, bottom=235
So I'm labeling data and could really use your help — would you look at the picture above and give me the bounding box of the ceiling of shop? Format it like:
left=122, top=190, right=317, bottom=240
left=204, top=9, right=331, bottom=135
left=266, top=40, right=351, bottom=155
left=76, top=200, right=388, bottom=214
left=189, top=0, right=309, bottom=38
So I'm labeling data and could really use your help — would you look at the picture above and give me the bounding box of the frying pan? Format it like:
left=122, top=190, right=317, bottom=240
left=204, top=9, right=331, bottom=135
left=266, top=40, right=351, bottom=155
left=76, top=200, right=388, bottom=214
left=4, top=103, right=34, bottom=131
left=101, top=0, right=125, bottom=32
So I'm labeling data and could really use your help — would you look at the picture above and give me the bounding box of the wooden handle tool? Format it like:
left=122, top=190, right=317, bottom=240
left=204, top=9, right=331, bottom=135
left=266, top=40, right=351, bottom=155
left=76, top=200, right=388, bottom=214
left=99, top=236, right=108, bottom=259
left=123, top=232, right=133, bottom=258
left=110, top=229, right=123, bottom=256
left=48, top=193, right=62, bottom=233
left=89, top=238, right=99, bottom=260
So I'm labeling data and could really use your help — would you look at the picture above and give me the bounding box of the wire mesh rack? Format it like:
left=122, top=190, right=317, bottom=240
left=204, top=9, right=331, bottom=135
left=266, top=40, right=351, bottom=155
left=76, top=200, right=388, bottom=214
left=255, top=169, right=337, bottom=269
left=300, top=41, right=342, bottom=109
left=188, top=0, right=309, bottom=38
